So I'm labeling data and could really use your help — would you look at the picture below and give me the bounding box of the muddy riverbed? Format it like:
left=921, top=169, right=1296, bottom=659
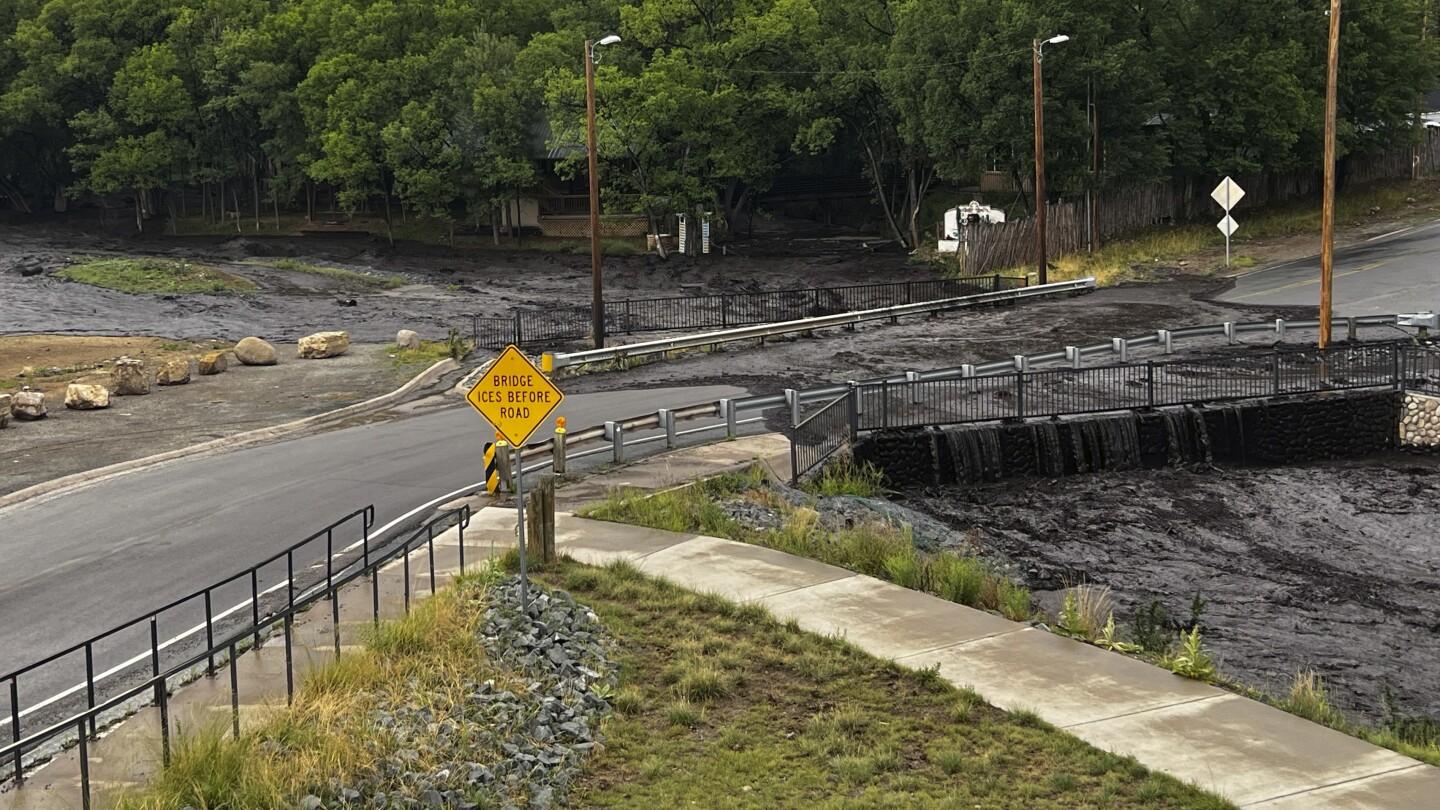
left=904, top=454, right=1440, bottom=724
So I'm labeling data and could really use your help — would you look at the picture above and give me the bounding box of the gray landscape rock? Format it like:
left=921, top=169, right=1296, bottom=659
left=0, top=394, right=10, bottom=428
left=312, top=578, right=615, bottom=809
left=64, top=383, right=110, bottom=410
left=110, top=357, right=150, bottom=395
left=12, top=387, right=46, bottom=420
left=9, top=257, right=44, bottom=277
left=298, top=330, right=350, bottom=359
left=396, top=329, right=421, bottom=350
left=233, top=336, right=278, bottom=366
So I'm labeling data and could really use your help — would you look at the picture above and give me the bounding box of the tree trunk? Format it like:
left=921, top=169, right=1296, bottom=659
left=134, top=190, right=143, bottom=233
left=492, top=206, right=500, bottom=245
left=52, top=185, right=66, bottom=214
left=383, top=185, right=394, bottom=247
left=252, top=159, right=260, bottom=232
left=218, top=177, right=226, bottom=225
left=232, top=187, right=242, bottom=233
left=862, top=142, right=909, bottom=248
left=167, top=189, right=178, bottom=235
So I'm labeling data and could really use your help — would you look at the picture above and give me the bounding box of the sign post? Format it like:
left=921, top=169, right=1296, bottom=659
left=465, top=345, right=566, bottom=611
left=1211, top=176, right=1245, bottom=267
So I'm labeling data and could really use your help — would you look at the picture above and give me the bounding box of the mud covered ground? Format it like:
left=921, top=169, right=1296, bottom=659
left=905, top=454, right=1440, bottom=724
left=0, top=225, right=930, bottom=342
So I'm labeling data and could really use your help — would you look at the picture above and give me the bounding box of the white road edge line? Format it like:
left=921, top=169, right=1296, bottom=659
left=2, top=477, right=489, bottom=731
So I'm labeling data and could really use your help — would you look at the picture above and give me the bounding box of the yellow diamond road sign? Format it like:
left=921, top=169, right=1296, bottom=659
left=466, top=345, right=565, bottom=446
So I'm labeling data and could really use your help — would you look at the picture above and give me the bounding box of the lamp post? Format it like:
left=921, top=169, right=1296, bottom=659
left=1032, top=34, right=1068, bottom=285
left=585, top=34, right=621, bottom=349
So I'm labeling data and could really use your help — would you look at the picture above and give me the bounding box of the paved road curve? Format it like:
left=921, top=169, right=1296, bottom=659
left=1218, top=219, right=1440, bottom=314
left=0, top=383, right=745, bottom=742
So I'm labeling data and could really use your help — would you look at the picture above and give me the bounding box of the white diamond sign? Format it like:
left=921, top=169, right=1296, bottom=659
left=1211, top=176, right=1245, bottom=211
left=1217, top=215, right=1239, bottom=237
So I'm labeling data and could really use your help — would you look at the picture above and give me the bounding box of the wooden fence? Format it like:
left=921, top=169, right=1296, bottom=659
left=956, top=133, right=1440, bottom=275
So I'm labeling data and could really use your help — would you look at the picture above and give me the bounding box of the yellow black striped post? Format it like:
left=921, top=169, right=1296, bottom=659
left=483, top=441, right=500, bottom=493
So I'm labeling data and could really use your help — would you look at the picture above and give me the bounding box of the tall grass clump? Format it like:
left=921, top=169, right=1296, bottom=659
left=804, top=459, right=886, bottom=498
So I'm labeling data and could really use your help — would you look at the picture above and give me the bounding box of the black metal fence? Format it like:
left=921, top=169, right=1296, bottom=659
left=789, top=393, right=853, bottom=485
left=1, top=505, right=472, bottom=809
left=472, top=275, right=1027, bottom=349
left=790, top=341, right=1440, bottom=481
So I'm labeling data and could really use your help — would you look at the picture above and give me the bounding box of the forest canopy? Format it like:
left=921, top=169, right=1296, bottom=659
left=1, top=0, right=1435, bottom=246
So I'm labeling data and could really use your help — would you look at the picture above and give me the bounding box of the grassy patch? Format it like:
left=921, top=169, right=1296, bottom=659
left=113, top=573, right=508, bottom=809
left=801, top=458, right=886, bottom=498
left=543, top=559, right=1234, bottom=809
left=1046, top=179, right=1440, bottom=284
left=385, top=330, right=471, bottom=367
left=57, top=257, right=257, bottom=294
left=263, top=258, right=406, bottom=289
left=581, top=468, right=1034, bottom=621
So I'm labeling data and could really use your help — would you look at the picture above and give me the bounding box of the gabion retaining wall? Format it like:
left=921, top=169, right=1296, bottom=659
left=853, top=390, right=1403, bottom=488
left=1400, top=392, right=1440, bottom=448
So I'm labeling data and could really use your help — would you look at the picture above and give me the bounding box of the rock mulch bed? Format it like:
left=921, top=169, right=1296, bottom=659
left=303, top=579, right=615, bottom=809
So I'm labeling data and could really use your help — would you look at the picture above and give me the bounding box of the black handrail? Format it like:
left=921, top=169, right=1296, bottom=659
left=2, top=505, right=470, bottom=807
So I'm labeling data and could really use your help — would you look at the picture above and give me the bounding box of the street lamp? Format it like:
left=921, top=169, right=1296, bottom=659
left=585, top=34, right=621, bottom=349
left=1033, top=33, right=1069, bottom=285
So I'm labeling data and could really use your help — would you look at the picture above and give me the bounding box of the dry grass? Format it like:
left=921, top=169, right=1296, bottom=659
left=112, top=574, right=506, bottom=810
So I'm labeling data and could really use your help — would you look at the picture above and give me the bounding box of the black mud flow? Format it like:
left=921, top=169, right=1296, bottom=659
left=904, top=454, right=1440, bottom=723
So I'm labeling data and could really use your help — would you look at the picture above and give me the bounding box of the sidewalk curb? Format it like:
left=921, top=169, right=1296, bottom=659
left=0, top=356, right=462, bottom=513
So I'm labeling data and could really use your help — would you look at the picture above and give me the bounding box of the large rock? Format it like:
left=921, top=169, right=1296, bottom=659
left=234, top=336, right=277, bottom=366
left=12, top=388, right=46, bottom=420
left=198, top=351, right=228, bottom=375
left=64, top=383, right=110, bottom=410
left=111, top=357, right=150, bottom=395
left=298, top=330, right=350, bottom=359
left=396, top=329, right=421, bottom=350
left=156, top=358, right=191, bottom=385
left=0, top=394, right=9, bottom=428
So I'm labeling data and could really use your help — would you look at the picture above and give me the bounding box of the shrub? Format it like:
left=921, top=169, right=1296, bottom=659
left=1058, top=584, right=1113, bottom=640
left=1167, top=628, right=1217, bottom=681
left=929, top=554, right=986, bottom=607
left=997, top=580, right=1033, bottom=621
left=1130, top=600, right=1174, bottom=654
left=882, top=549, right=924, bottom=589
left=1282, top=670, right=1346, bottom=727
left=806, top=459, right=886, bottom=498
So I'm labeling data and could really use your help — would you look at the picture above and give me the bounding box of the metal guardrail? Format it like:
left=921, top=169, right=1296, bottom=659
left=546, top=278, right=1096, bottom=370
left=1, top=506, right=470, bottom=808
left=504, top=313, right=1419, bottom=483
left=471, top=275, right=1028, bottom=349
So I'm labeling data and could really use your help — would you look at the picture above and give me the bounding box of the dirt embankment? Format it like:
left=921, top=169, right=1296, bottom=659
left=905, top=454, right=1440, bottom=724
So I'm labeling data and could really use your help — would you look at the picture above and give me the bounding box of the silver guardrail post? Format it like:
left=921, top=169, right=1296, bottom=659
left=1065, top=346, right=1081, bottom=369
left=1158, top=329, right=1173, bottom=354
left=960, top=364, right=975, bottom=378
left=1224, top=322, right=1236, bottom=344
left=1347, top=317, right=1358, bottom=342
left=849, top=380, right=864, bottom=415
left=605, top=420, right=624, bottom=463
left=719, top=398, right=737, bottom=438
left=1013, top=355, right=1028, bottom=372
left=659, top=408, right=676, bottom=448
left=495, top=440, right=512, bottom=493
left=552, top=421, right=567, bottom=475
left=1275, top=318, right=1287, bottom=341
left=785, top=388, right=800, bottom=426
left=1112, top=338, right=1129, bottom=363
left=906, top=371, right=921, bottom=403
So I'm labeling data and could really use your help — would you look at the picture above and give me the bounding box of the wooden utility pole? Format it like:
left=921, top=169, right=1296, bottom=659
left=1319, top=0, right=1341, bottom=349
left=1033, top=40, right=1048, bottom=284
left=1090, top=78, right=1101, bottom=252
left=585, top=39, right=605, bottom=349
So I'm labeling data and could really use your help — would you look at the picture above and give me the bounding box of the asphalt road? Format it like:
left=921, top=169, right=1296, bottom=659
left=1217, top=219, right=1440, bottom=314
left=0, top=383, right=745, bottom=745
